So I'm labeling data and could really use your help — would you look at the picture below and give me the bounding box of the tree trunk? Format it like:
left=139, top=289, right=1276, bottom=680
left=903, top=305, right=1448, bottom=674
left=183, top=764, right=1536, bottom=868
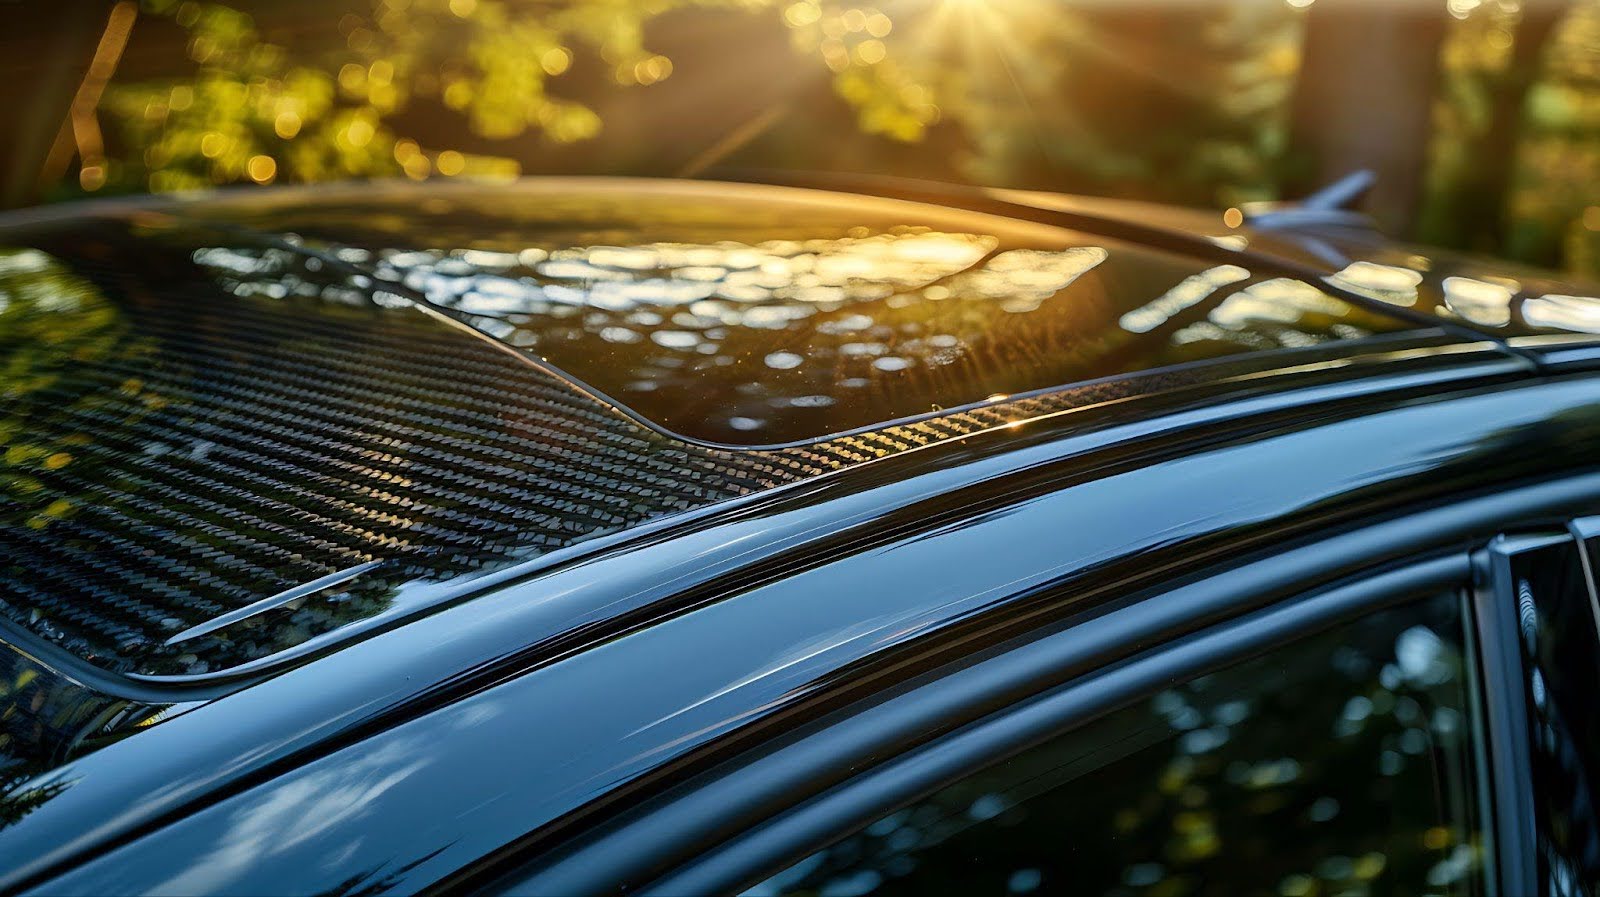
left=0, top=0, right=118, bottom=209
left=1286, top=0, right=1451, bottom=235
left=1478, top=0, right=1570, bottom=252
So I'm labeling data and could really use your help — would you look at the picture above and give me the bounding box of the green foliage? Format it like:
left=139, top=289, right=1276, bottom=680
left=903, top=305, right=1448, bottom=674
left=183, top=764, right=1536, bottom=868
left=68, top=0, right=1600, bottom=278
left=783, top=0, right=941, bottom=142
left=98, top=0, right=936, bottom=192
left=0, top=248, right=152, bottom=532
left=86, top=0, right=1312, bottom=213
left=1506, top=0, right=1600, bottom=274
left=1417, top=0, right=1600, bottom=279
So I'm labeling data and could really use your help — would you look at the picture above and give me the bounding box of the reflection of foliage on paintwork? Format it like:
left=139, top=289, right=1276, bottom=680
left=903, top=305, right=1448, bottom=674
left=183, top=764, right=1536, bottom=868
left=0, top=646, right=160, bottom=831
left=0, top=249, right=145, bottom=533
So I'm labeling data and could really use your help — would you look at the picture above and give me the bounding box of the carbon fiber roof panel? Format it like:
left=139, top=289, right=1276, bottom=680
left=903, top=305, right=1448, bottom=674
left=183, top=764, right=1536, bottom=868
left=0, top=231, right=833, bottom=676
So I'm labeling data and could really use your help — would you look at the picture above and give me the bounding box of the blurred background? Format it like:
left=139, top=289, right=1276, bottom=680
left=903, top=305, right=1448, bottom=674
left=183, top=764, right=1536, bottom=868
left=0, top=0, right=1596, bottom=275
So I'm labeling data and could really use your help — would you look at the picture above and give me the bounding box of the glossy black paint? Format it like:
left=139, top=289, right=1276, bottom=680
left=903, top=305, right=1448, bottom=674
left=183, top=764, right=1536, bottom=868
left=5, top=187, right=1525, bottom=693
left=513, top=554, right=1479, bottom=897
left=0, top=649, right=170, bottom=833
left=6, top=179, right=1600, bottom=894
left=20, top=373, right=1600, bottom=895
left=652, top=566, right=1482, bottom=897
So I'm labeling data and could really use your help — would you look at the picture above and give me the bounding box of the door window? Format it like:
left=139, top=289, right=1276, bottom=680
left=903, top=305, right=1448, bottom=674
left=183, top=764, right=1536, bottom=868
left=748, top=592, right=1488, bottom=897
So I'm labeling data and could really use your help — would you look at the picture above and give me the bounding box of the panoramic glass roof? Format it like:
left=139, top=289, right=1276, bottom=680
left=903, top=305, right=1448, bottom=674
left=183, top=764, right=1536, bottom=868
left=191, top=181, right=1424, bottom=445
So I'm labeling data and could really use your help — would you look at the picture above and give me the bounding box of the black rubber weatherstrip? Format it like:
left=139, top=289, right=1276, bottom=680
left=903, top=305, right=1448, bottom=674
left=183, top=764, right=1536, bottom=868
left=1472, top=535, right=1550, bottom=897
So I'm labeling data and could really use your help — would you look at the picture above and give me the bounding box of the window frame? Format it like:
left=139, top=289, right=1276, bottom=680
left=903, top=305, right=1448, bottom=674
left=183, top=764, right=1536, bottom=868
left=501, top=552, right=1520, bottom=895
left=1475, top=525, right=1600, bottom=896
left=1472, top=532, right=1561, bottom=896
left=647, top=556, right=1488, bottom=896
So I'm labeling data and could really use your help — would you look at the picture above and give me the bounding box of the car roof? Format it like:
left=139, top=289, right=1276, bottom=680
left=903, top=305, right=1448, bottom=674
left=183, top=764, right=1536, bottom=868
left=3, top=177, right=1590, bottom=684
left=18, top=368, right=1600, bottom=896
left=4, top=177, right=1600, bottom=891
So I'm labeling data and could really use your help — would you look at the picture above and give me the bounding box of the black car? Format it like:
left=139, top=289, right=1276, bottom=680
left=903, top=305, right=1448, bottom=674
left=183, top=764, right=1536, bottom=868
left=3, top=176, right=1600, bottom=896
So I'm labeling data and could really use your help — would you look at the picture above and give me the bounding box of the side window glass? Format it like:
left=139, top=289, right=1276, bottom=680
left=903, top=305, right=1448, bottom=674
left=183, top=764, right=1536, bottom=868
left=748, top=592, right=1488, bottom=897
left=1506, top=529, right=1600, bottom=896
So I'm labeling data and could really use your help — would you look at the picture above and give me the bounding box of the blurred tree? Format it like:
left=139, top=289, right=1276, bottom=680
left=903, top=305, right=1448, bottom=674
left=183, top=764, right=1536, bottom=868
left=98, top=0, right=686, bottom=191
left=13, top=0, right=1600, bottom=278
left=1506, top=0, right=1600, bottom=271
left=856, top=0, right=1303, bottom=208
left=72, top=0, right=947, bottom=196
left=780, top=0, right=944, bottom=143
left=1287, top=0, right=1450, bottom=234
left=1417, top=0, right=1571, bottom=259
left=0, top=0, right=123, bottom=207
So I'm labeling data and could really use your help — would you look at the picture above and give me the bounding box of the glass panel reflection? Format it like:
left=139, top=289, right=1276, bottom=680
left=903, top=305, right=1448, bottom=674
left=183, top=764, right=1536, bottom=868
left=750, top=593, right=1487, bottom=897
left=1524, top=296, right=1600, bottom=335
left=373, top=228, right=1414, bottom=446
left=192, top=185, right=1422, bottom=445
left=1511, top=535, right=1600, bottom=897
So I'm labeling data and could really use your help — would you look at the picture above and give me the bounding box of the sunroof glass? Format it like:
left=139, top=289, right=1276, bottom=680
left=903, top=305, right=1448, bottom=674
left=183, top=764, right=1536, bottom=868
left=185, top=184, right=1425, bottom=446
